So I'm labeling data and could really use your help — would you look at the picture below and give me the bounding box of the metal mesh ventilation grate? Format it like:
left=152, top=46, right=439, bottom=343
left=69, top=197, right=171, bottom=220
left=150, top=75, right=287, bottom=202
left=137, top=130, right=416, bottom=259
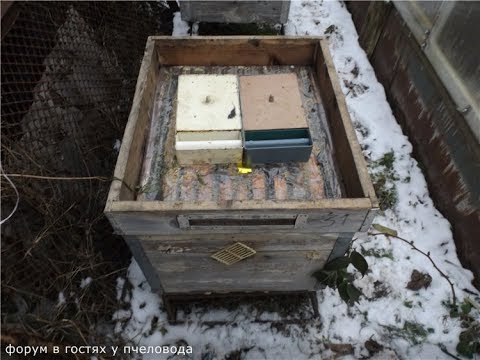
left=211, top=242, right=256, bottom=265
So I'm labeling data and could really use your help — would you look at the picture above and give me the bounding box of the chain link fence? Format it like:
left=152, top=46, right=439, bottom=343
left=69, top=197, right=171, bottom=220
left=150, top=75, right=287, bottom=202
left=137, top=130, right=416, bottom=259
left=1, top=1, right=173, bottom=352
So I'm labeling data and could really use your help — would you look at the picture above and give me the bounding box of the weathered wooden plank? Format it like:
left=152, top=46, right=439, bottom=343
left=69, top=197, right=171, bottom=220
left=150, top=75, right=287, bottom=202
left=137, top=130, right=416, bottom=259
left=360, top=207, right=379, bottom=232
left=124, top=237, right=164, bottom=294
left=314, top=39, right=378, bottom=205
left=136, top=232, right=338, bottom=252
left=106, top=38, right=158, bottom=204
left=109, top=198, right=371, bottom=212
left=108, top=207, right=369, bottom=236
left=152, top=36, right=319, bottom=66
left=327, top=232, right=355, bottom=262
left=136, top=69, right=171, bottom=201
left=180, top=1, right=290, bottom=24
left=145, top=250, right=329, bottom=293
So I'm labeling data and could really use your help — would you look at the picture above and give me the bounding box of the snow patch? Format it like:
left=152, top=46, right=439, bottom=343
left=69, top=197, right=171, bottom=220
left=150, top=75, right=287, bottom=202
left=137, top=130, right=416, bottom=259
left=80, top=277, right=92, bottom=289
left=172, top=12, right=189, bottom=36
left=57, top=291, right=66, bottom=306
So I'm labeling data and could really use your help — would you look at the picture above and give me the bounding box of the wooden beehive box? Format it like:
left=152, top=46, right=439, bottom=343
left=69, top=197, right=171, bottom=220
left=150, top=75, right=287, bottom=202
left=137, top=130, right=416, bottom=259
left=180, top=1, right=290, bottom=24
left=105, top=36, right=378, bottom=297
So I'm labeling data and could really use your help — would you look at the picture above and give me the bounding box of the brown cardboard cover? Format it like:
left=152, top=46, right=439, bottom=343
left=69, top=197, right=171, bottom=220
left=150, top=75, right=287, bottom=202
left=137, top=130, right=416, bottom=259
left=239, top=73, right=308, bottom=131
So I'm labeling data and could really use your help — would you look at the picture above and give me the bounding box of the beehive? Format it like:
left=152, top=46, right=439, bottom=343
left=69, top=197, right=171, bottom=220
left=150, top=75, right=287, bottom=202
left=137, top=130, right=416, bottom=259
left=180, top=1, right=291, bottom=24
left=175, top=74, right=242, bottom=165
left=106, top=37, right=378, bottom=307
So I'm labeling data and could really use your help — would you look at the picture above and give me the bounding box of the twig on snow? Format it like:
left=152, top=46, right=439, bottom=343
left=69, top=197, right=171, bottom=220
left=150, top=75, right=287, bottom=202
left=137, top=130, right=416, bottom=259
left=369, top=230, right=457, bottom=308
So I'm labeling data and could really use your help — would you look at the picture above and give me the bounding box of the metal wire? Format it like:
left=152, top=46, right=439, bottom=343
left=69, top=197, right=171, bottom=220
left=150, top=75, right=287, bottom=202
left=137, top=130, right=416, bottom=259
left=0, top=163, right=20, bottom=225
left=1, top=1, right=172, bottom=216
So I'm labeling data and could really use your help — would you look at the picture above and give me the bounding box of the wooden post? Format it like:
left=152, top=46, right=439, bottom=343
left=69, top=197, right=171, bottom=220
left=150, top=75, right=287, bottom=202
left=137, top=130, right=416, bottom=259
left=327, top=233, right=355, bottom=262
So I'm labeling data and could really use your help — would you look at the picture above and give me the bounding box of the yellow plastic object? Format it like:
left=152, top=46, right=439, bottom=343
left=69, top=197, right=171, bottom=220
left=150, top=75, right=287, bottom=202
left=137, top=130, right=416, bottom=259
left=211, top=242, right=256, bottom=265
left=237, top=166, right=252, bottom=174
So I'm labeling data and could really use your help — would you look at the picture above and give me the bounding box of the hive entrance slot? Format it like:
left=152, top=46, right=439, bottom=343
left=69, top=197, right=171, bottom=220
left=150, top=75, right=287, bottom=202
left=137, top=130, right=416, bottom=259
left=177, top=214, right=308, bottom=229
left=189, top=218, right=296, bottom=227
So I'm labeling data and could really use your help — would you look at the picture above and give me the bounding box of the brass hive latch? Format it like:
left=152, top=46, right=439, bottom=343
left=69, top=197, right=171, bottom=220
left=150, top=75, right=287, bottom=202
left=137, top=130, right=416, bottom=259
left=211, top=242, right=256, bottom=265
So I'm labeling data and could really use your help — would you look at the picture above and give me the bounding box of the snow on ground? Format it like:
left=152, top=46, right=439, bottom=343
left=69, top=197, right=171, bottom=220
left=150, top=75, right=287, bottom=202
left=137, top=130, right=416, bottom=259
left=112, top=1, right=480, bottom=359
left=172, top=12, right=189, bottom=36
left=80, top=276, right=93, bottom=289
left=172, top=11, right=199, bottom=36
